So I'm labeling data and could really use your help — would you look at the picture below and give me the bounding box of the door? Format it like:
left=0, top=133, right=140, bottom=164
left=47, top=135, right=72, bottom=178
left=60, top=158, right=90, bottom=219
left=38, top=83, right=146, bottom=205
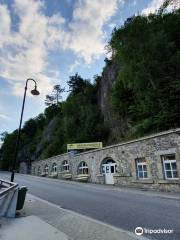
left=102, top=163, right=116, bottom=184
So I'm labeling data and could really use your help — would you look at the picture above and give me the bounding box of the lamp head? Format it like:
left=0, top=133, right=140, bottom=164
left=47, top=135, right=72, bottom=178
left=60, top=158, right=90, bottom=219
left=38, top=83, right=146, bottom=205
left=31, top=85, right=40, bottom=95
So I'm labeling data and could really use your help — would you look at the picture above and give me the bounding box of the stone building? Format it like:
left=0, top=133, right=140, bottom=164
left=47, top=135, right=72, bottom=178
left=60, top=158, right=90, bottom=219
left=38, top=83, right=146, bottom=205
left=30, top=129, right=180, bottom=192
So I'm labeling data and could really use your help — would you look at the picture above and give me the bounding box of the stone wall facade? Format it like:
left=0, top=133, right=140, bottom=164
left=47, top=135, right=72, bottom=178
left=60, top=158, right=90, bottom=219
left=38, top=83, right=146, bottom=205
left=19, top=162, right=28, bottom=174
left=31, top=129, right=180, bottom=192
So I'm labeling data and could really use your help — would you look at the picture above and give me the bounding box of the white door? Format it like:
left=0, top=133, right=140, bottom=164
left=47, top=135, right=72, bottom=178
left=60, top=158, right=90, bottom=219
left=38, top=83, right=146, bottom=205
left=102, top=163, right=116, bottom=184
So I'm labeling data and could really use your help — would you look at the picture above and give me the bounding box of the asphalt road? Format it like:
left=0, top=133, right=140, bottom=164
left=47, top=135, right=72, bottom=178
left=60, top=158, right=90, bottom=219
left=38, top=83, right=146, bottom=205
left=1, top=172, right=180, bottom=240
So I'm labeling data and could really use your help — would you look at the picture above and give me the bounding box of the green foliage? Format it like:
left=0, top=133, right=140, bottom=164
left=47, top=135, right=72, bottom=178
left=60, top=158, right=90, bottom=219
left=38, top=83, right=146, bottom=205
left=0, top=74, right=108, bottom=166
left=1, top=9, right=179, bottom=168
left=45, top=84, right=65, bottom=106
left=109, top=9, right=180, bottom=137
left=0, top=131, right=18, bottom=170
left=41, top=75, right=109, bottom=159
left=44, top=104, right=59, bottom=122
left=67, top=73, right=88, bottom=95
left=23, top=119, right=37, bottom=138
left=0, top=131, right=8, bottom=141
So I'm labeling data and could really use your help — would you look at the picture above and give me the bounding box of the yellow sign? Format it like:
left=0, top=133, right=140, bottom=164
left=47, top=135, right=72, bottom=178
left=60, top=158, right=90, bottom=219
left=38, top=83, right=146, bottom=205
left=67, top=142, right=103, bottom=150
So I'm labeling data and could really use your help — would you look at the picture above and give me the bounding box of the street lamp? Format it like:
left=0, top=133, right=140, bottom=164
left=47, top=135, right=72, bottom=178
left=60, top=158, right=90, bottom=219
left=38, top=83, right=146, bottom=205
left=10, top=78, right=40, bottom=182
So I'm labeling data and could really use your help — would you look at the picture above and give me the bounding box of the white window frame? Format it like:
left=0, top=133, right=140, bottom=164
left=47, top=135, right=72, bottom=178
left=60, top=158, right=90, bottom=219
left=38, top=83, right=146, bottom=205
left=52, top=163, right=57, bottom=173
left=162, top=154, right=179, bottom=180
left=62, top=160, right=70, bottom=172
left=101, top=163, right=117, bottom=174
left=37, top=166, right=41, bottom=175
left=136, top=159, right=148, bottom=179
left=78, top=161, right=88, bottom=175
left=45, top=165, right=49, bottom=174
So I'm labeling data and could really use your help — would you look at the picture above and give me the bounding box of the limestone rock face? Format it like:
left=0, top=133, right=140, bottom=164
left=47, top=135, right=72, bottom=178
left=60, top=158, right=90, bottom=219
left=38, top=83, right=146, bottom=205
left=98, top=60, right=128, bottom=144
left=35, top=117, right=58, bottom=157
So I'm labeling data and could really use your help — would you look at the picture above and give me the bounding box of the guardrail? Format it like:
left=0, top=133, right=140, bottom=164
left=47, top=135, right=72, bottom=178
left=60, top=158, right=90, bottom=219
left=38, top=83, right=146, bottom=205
left=0, top=178, right=19, bottom=217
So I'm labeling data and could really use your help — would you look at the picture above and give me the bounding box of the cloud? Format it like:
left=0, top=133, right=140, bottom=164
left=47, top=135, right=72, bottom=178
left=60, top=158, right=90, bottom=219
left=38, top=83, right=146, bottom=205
left=0, top=0, right=122, bottom=97
left=142, top=0, right=180, bottom=15
left=0, top=4, right=11, bottom=48
left=142, top=0, right=164, bottom=15
left=165, top=0, right=180, bottom=12
left=0, top=0, right=65, bottom=96
left=47, top=0, right=121, bottom=65
left=67, top=0, right=120, bottom=64
left=0, top=113, right=10, bottom=120
left=45, top=0, right=123, bottom=64
left=69, top=60, right=81, bottom=74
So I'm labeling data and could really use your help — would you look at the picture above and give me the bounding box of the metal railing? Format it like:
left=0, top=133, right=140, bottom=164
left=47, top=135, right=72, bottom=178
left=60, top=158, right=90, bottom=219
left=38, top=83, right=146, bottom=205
left=0, top=178, right=19, bottom=217
left=0, top=179, right=18, bottom=197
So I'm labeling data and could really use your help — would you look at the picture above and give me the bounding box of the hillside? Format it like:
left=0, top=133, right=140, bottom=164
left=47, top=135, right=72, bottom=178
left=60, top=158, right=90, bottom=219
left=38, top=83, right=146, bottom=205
left=0, top=9, right=180, bottom=170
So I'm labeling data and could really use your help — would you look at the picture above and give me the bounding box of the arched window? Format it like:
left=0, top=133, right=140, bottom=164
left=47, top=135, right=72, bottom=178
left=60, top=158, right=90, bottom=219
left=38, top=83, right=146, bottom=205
left=100, top=158, right=117, bottom=174
left=78, top=161, right=88, bottom=175
left=44, top=164, right=49, bottom=174
left=37, top=166, right=41, bottom=175
left=62, top=160, right=70, bottom=172
left=52, top=163, right=57, bottom=173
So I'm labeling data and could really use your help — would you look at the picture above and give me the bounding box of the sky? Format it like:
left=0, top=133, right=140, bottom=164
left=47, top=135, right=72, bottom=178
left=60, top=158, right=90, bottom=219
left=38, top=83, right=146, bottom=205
left=0, top=0, right=172, bottom=136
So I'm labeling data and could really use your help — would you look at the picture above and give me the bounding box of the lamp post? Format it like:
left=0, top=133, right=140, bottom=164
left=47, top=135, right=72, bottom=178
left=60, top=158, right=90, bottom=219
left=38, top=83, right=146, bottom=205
left=10, top=78, right=40, bottom=182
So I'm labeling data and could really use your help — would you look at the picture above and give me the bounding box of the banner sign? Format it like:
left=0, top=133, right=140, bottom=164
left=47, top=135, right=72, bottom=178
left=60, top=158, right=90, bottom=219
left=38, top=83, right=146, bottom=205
left=67, top=142, right=103, bottom=150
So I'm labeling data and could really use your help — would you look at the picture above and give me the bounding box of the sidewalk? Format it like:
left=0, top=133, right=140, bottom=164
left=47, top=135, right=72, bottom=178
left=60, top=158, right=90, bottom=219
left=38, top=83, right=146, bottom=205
left=0, top=215, right=68, bottom=240
left=0, top=193, right=148, bottom=240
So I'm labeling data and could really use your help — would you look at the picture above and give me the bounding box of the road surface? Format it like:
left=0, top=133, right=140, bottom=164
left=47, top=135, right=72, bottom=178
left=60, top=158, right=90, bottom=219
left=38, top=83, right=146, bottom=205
left=1, top=172, right=180, bottom=240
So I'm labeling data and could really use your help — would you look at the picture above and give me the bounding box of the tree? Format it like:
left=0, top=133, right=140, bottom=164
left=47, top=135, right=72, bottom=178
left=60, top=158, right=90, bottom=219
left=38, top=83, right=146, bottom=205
left=23, top=119, right=37, bottom=138
left=109, top=9, right=180, bottom=136
left=44, top=104, right=59, bottom=122
left=67, top=73, right=87, bottom=95
left=0, top=130, right=18, bottom=170
left=0, top=131, right=8, bottom=142
left=53, top=85, right=65, bottom=104
left=45, top=94, right=55, bottom=106
left=2, top=9, right=179, bottom=163
left=45, top=85, right=65, bottom=106
left=158, top=0, right=180, bottom=14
